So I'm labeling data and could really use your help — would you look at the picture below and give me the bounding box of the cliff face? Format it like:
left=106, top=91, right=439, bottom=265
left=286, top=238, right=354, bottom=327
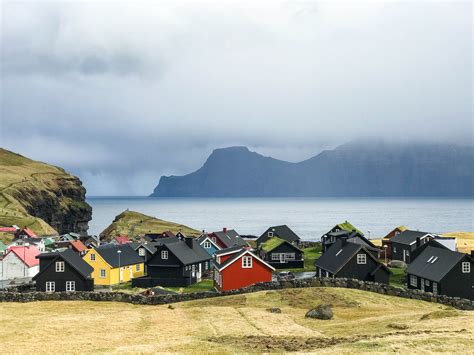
left=151, top=142, right=474, bottom=197
left=0, top=148, right=92, bottom=235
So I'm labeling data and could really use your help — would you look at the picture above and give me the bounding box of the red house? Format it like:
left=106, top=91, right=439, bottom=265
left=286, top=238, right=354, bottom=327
left=114, top=235, right=131, bottom=245
left=212, top=247, right=275, bottom=292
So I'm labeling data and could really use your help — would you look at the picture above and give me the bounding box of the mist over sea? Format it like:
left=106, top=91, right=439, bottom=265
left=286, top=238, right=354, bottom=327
left=86, top=197, right=474, bottom=240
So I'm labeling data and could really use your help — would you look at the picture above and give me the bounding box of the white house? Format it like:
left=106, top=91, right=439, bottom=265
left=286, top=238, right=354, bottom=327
left=0, top=245, right=40, bottom=281
left=9, top=238, right=46, bottom=253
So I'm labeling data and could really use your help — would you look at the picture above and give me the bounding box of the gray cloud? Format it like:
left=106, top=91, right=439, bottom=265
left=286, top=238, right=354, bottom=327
left=1, top=0, right=472, bottom=195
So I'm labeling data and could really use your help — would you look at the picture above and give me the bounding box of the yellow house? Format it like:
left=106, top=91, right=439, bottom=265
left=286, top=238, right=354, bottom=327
left=83, top=244, right=145, bottom=286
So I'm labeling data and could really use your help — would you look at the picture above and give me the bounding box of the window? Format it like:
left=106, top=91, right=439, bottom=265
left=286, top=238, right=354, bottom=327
left=356, top=254, right=366, bottom=264
left=205, top=262, right=208, bottom=270
left=432, top=282, right=438, bottom=295
left=55, top=261, right=65, bottom=272
left=100, top=269, right=106, bottom=278
left=161, top=250, right=168, bottom=259
left=242, top=256, right=252, bottom=268
left=138, top=248, right=145, bottom=256
left=393, top=247, right=397, bottom=253
left=268, top=231, right=274, bottom=237
left=90, top=253, right=96, bottom=261
left=212, top=237, right=216, bottom=243
left=335, top=249, right=343, bottom=256
left=425, top=280, right=430, bottom=286
left=136, top=264, right=140, bottom=272
left=204, top=241, right=211, bottom=249
left=462, top=262, right=470, bottom=273
left=410, top=275, right=417, bottom=287
left=325, top=271, right=329, bottom=277
left=66, top=281, right=75, bottom=292
left=46, top=281, right=55, bottom=292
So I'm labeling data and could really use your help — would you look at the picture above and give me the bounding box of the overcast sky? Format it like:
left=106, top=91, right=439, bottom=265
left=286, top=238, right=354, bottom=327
left=1, top=0, right=472, bottom=195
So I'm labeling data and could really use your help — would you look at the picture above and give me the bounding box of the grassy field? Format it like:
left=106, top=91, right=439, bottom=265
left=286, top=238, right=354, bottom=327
left=388, top=267, right=406, bottom=288
left=283, top=246, right=322, bottom=272
left=99, top=210, right=200, bottom=241
left=0, top=148, right=90, bottom=237
left=111, top=279, right=215, bottom=294
left=442, top=232, right=474, bottom=254
left=0, top=287, right=472, bottom=353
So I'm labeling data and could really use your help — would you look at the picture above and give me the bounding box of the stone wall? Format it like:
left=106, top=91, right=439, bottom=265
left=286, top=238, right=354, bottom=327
left=0, top=277, right=472, bottom=310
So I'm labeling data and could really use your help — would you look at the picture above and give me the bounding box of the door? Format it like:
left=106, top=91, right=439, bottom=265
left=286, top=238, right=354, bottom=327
left=197, top=263, right=202, bottom=282
left=119, top=268, right=124, bottom=282
left=129, top=267, right=133, bottom=279
left=280, top=254, right=286, bottom=264
left=191, top=264, right=195, bottom=278
left=421, top=278, right=425, bottom=292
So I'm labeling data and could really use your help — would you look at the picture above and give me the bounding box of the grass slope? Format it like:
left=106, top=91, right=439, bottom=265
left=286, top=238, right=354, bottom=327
left=100, top=210, right=200, bottom=241
left=0, top=288, right=472, bottom=353
left=441, top=232, right=474, bottom=254
left=0, top=148, right=90, bottom=237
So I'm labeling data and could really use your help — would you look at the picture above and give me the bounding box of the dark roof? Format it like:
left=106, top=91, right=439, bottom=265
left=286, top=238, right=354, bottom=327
left=213, top=230, right=247, bottom=248
left=406, top=246, right=468, bottom=282
left=316, top=239, right=388, bottom=275
left=161, top=239, right=210, bottom=265
left=260, top=237, right=301, bottom=253
left=390, top=230, right=432, bottom=245
left=34, top=249, right=93, bottom=279
left=214, top=245, right=244, bottom=256
left=259, top=225, right=300, bottom=243
left=94, top=244, right=144, bottom=267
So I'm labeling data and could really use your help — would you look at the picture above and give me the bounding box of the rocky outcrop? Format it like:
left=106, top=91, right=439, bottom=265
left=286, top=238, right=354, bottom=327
left=305, top=304, right=333, bottom=320
left=0, top=148, right=91, bottom=235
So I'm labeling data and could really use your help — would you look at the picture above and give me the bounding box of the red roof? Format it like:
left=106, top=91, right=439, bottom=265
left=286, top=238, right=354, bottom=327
left=7, top=245, right=40, bottom=267
left=70, top=240, right=87, bottom=252
left=114, top=235, right=131, bottom=244
left=22, top=228, right=37, bottom=238
left=0, top=227, right=18, bottom=233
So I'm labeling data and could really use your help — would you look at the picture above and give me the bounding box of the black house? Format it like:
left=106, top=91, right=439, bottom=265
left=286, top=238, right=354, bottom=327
left=256, top=225, right=301, bottom=247
left=33, top=249, right=94, bottom=292
left=258, top=237, right=304, bottom=269
left=321, top=229, right=377, bottom=255
left=406, top=247, right=473, bottom=300
left=315, top=239, right=390, bottom=284
left=132, top=237, right=211, bottom=288
left=390, top=230, right=441, bottom=264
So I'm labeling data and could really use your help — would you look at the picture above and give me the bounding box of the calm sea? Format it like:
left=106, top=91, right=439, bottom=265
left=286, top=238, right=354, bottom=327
left=86, top=197, right=474, bottom=241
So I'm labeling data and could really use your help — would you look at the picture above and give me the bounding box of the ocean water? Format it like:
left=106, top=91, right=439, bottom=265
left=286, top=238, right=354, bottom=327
left=86, top=197, right=474, bottom=241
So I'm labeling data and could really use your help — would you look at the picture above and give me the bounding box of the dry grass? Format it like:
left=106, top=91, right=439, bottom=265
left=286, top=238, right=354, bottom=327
left=442, top=232, right=474, bottom=253
left=0, top=287, right=472, bottom=353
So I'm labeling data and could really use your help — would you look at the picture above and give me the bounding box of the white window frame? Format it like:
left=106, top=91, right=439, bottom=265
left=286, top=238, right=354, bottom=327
left=90, top=253, right=96, bottom=261
left=242, top=256, right=253, bottom=268
left=205, top=262, right=208, bottom=270
left=136, top=264, right=140, bottom=272
left=268, top=231, right=274, bottom=237
left=55, top=261, right=65, bottom=272
left=432, top=282, right=438, bottom=295
left=462, top=262, right=470, bottom=273
left=138, top=248, right=145, bottom=256
left=100, top=269, right=106, bottom=278
left=393, top=247, right=397, bottom=253
left=356, top=254, right=366, bottom=265
left=46, top=281, right=55, bottom=292
left=161, top=250, right=168, bottom=259
left=425, top=279, right=430, bottom=286
left=204, top=241, right=211, bottom=249
left=66, top=281, right=75, bottom=292
left=410, top=275, right=417, bottom=287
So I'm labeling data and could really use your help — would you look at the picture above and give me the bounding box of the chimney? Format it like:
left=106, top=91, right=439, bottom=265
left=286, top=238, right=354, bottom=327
left=416, top=237, right=420, bottom=247
left=184, top=237, right=193, bottom=249
left=223, top=227, right=227, bottom=233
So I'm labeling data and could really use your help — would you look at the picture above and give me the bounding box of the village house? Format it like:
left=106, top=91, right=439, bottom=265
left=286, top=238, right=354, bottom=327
left=380, top=226, right=407, bottom=259
left=258, top=237, right=304, bottom=269
left=321, top=221, right=370, bottom=253
left=406, top=247, right=473, bottom=300
left=33, top=249, right=94, bottom=292
left=113, top=235, right=131, bottom=245
left=132, top=236, right=211, bottom=288
left=10, top=237, right=46, bottom=252
left=0, top=241, right=7, bottom=256
left=204, top=228, right=248, bottom=252
left=196, top=233, right=220, bottom=255
left=83, top=244, right=144, bottom=286
left=0, top=245, right=40, bottom=280
left=15, top=227, right=37, bottom=239
left=315, top=239, right=390, bottom=284
left=80, top=235, right=100, bottom=248
left=390, top=230, right=439, bottom=264
left=213, top=247, right=275, bottom=292
left=256, top=225, right=301, bottom=247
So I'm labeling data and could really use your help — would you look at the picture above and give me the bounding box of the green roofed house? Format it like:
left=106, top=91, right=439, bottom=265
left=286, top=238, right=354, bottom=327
left=321, top=221, right=374, bottom=254
left=43, top=237, right=56, bottom=249
left=258, top=237, right=304, bottom=269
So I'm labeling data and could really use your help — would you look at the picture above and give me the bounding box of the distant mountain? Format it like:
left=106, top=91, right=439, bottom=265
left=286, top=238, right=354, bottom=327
left=151, top=142, right=474, bottom=197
